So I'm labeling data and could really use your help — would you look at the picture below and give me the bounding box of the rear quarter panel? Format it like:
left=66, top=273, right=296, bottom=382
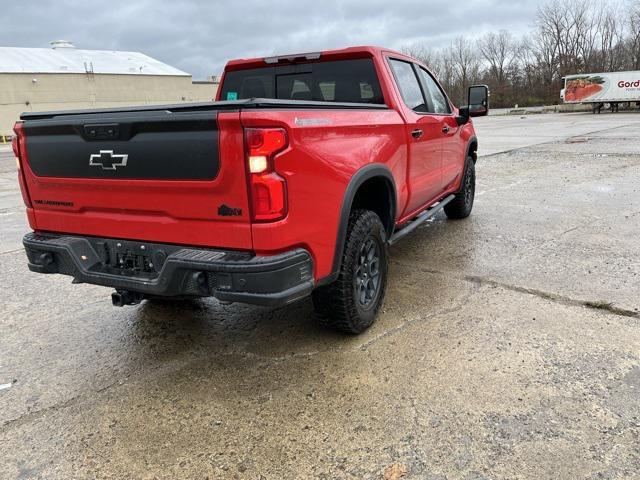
left=242, top=108, right=407, bottom=281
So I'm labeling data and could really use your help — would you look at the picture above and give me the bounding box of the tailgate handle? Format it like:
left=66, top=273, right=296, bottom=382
left=84, top=124, right=120, bottom=140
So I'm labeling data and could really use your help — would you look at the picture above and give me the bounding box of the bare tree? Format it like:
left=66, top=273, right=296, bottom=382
left=599, top=6, right=623, bottom=71
left=449, top=37, right=481, bottom=103
left=434, top=49, right=456, bottom=95
left=395, top=0, right=640, bottom=108
left=530, top=26, right=558, bottom=93
left=509, top=37, right=549, bottom=105
left=628, top=0, right=640, bottom=69
left=535, top=0, right=601, bottom=74
left=479, top=30, right=517, bottom=105
left=401, top=44, right=451, bottom=81
left=578, top=4, right=624, bottom=72
left=479, top=30, right=516, bottom=84
left=400, top=45, right=436, bottom=67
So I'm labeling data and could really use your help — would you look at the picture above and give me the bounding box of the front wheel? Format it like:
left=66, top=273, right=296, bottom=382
left=312, top=209, right=388, bottom=334
left=444, top=157, right=475, bottom=219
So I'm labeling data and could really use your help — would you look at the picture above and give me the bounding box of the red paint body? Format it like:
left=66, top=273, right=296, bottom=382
left=17, top=46, right=477, bottom=284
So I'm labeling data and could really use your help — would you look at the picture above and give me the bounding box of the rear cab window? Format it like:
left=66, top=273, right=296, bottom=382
left=220, top=58, right=384, bottom=104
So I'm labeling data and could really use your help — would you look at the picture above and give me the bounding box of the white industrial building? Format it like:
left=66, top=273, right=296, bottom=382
left=0, top=41, right=218, bottom=137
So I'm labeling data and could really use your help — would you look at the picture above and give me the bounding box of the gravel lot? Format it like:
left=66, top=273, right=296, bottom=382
left=1, top=112, right=639, bottom=479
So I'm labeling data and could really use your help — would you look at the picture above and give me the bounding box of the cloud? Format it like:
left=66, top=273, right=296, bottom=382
left=1, top=0, right=540, bottom=79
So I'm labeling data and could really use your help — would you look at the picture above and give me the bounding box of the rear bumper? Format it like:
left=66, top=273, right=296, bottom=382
left=23, top=232, right=314, bottom=307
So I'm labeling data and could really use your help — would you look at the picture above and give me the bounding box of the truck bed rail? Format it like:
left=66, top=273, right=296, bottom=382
left=20, top=98, right=390, bottom=121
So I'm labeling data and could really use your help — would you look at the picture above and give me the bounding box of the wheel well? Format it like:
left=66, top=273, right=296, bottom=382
left=351, top=176, right=395, bottom=237
left=468, top=140, right=478, bottom=163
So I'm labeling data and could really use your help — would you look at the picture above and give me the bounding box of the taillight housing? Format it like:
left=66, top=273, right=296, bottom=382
left=245, top=128, right=288, bottom=222
left=13, top=122, right=32, bottom=208
left=11, top=131, right=20, bottom=159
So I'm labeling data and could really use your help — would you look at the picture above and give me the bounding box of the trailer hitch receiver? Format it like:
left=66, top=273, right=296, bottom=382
left=111, top=289, right=145, bottom=307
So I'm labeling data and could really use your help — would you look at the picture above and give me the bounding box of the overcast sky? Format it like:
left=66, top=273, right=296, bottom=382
left=1, top=0, right=544, bottom=79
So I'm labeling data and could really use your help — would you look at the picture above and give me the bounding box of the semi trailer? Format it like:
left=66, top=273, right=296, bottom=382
left=560, top=71, right=640, bottom=113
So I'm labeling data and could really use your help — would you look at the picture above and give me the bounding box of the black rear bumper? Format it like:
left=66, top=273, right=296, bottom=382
left=23, top=232, right=314, bottom=307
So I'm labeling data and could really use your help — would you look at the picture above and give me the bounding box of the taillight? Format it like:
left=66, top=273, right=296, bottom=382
left=13, top=122, right=32, bottom=208
left=245, top=128, right=288, bottom=222
left=11, top=132, right=20, bottom=159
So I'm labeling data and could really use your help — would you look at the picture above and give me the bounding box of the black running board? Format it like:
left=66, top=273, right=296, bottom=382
left=388, top=194, right=455, bottom=246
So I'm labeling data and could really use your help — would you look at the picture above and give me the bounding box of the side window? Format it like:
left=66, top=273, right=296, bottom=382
left=417, top=68, right=451, bottom=114
left=388, top=59, right=427, bottom=113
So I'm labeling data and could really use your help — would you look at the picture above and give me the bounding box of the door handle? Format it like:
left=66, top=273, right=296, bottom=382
left=442, top=125, right=450, bottom=134
left=411, top=129, right=423, bottom=138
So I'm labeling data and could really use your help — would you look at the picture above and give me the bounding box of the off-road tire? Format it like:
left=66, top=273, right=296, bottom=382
left=444, top=157, right=475, bottom=219
left=312, top=209, right=388, bottom=334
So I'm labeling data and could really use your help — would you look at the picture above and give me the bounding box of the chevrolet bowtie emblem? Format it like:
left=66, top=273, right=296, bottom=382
left=89, top=150, right=128, bottom=170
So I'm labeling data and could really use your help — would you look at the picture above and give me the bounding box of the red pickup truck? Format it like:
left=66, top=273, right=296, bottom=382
left=14, top=46, right=488, bottom=333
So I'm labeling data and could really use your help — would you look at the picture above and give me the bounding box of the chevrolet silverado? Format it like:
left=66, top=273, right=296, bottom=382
left=14, top=46, right=488, bottom=333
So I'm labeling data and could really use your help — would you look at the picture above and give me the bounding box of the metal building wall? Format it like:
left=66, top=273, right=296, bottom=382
left=0, top=73, right=218, bottom=136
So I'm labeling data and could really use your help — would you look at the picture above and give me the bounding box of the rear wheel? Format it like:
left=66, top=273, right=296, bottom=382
left=444, top=157, right=475, bottom=220
left=312, top=209, right=388, bottom=334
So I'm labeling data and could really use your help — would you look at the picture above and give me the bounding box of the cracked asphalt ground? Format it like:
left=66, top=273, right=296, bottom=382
left=1, top=112, right=639, bottom=479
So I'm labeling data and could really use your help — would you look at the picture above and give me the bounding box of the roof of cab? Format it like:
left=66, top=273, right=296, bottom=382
left=223, top=45, right=405, bottom=71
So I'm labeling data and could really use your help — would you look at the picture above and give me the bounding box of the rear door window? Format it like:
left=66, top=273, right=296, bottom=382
left=220, top=58, right=384, bottom=104
left=388, top=59, right=427, bottom=113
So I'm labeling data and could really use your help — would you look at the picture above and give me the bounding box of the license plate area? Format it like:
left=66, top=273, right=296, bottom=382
left=112, top=248, right=154, bottom=274
left=87, top=238, right=171, bottom=278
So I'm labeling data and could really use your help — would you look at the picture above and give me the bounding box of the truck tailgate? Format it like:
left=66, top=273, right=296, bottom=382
left=20, top=109, right=252, bottom=250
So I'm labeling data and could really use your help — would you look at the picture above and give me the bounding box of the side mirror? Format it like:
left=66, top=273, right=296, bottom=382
left=456, top=106, right=470, bottom=126
left=468, top=84, right=489, bottom=117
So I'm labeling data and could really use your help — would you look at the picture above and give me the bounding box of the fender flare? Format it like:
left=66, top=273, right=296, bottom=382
left=466, top=135, right=478, bottom=162
left=449, top=136, right=479, bottom=195
left=319, top=164, right=397, bottom=286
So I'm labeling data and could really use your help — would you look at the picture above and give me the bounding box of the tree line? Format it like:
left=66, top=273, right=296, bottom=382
left=402, top=0, right=640, bottom=108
